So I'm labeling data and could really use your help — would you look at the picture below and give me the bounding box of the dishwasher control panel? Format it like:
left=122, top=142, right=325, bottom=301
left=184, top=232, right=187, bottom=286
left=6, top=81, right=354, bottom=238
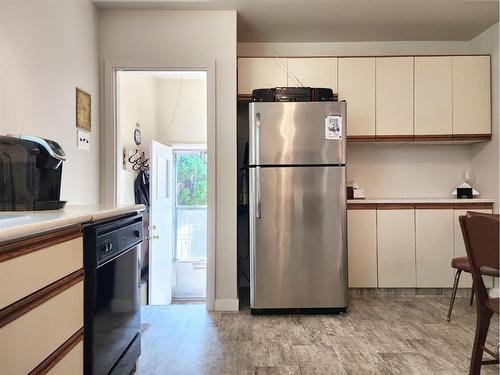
left=96, top=217, right=143, bottom=264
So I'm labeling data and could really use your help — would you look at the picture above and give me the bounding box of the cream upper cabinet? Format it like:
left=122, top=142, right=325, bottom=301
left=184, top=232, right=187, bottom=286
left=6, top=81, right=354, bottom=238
left=453, top=56, right=491, bottom=136
left=377, top=209, right=415, bottom=287
left=347, top=210, right=377, bottom=288
left=453, top=208, right=493, bottom=288
left=414, top=57, right=453, bottom=136
left=238, top=58, right=287, bottom=95
left=287, top=58, right=338, bottom=92
left=415, top=209, right=454, bottom=287
left=338, top=58, right=376, bottom=137
left=376, top=57, right=414, bottom=137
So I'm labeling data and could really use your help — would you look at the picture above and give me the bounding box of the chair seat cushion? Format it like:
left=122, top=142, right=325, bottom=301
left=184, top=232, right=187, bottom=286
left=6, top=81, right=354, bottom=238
left=452, top=257, right=471, bottom=272
left=487, top=298, right=499, bottom=314
left=480, top=266, right=500, bottom=277
left=451, top=257, right=499, bottom=277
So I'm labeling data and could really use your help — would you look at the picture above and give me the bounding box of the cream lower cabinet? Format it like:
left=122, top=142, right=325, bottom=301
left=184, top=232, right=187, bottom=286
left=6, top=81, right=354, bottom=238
left=377, top=208, right=416, bottom=287
left=415, top=209, right=455, bottom=287
left=453, top=208, right=493, bottom=288
left=0, top=227, right=84, bottom=375
left=347, top=210, right=377, bottom=287
left=48, top=341, right=83, bottom=375
left=0, top=282, right=83, bottom=375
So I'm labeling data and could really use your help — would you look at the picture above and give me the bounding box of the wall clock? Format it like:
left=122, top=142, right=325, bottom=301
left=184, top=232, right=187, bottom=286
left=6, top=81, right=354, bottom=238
left=134, top=123, right=142, bottom=145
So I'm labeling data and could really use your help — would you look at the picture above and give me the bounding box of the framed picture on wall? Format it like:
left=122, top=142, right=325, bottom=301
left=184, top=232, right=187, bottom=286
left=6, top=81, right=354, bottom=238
left=76, top=87, right=91, bottom=132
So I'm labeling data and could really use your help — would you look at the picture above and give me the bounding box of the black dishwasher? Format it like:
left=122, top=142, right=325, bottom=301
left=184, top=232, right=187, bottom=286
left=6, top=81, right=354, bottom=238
left=83, top=213, right=143, bottom=375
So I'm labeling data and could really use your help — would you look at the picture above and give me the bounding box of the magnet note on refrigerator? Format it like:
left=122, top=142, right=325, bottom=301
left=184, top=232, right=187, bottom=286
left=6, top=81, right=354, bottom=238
left=325, top=115, right=342, bottom=140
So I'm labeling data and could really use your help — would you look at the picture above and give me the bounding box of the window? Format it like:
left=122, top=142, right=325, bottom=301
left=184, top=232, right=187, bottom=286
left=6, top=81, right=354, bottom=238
left=174, top=150, right=207, bottom=261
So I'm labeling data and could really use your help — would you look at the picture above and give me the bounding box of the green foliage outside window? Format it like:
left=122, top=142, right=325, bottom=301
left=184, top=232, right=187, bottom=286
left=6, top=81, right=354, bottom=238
left=176, top=153, right=207, bottom=206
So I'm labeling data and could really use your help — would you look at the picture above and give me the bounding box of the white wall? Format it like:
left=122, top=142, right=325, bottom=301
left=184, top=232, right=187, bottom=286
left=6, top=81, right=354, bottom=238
left=469, top=23, right=499, bottom=212
left=157, top=78, right=207, bottom=144
left=347, top=144, right=472, bottom=198
left=0, top=0, right=100, bottom=205
left=100, top=10, right=237, bottom=309
left=238, top=39, right=497, bottom=200
left=117, top=73, right=159, bottom=205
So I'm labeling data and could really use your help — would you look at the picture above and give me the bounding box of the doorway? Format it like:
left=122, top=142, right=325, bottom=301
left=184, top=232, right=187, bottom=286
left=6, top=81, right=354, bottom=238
left=114, top=69, right=212, bottom=307
left=172, top=146, right=208, bottom=301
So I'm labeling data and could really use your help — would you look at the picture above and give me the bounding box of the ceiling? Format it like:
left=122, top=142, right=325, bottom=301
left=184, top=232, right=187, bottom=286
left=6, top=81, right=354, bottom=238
left=94, top=0, right=499, bottom=43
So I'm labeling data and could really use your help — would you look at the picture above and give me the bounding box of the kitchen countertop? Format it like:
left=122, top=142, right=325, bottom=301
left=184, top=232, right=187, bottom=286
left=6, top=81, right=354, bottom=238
left=0, top=204, right=145, bottom=243
left=347, top=198, right=494, bottom=204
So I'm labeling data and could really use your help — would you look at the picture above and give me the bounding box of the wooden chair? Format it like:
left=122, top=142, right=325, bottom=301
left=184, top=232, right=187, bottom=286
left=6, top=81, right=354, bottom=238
left=459, top=212, right=500, bottom=374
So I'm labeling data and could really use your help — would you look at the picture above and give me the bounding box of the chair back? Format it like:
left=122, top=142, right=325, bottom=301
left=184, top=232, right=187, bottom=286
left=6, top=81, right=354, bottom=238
left=459, top=212, right=500, bottom=307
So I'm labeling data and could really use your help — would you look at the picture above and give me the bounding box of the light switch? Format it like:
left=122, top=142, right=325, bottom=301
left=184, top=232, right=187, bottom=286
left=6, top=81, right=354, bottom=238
left=77, top=129, right=90, bottom=150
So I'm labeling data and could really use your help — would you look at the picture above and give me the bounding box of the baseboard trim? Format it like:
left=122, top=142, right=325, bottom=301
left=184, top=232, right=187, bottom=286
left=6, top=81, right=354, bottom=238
left=349, top=287, right=473, bottom=298
left=214, top=299, right=239, bottom=311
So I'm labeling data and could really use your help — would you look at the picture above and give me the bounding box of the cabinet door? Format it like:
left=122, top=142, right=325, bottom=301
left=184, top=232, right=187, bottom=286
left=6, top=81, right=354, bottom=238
left=377, top=209, right=415, bottom=287
left=47, top=341, right=83, bottom=375
left=454, top=208, right=493, bottom=288
left=347, top=210, right=377, bottom=287
left=0, top=281, right=83, bottom=375
left=287, top=58, right=338, bottom=91
left=0, top=236, right=83, bottom=309
left=338, top=58, right=376, bottom=137
left=414, top=57, right=453, bottom=136
left=453, top=56, right=491, bottom=136
left=238, top=58, right=287, bottom=95
left=415, top=209, right=454, bottom=287
left=376, top=57, right=414, bottom=137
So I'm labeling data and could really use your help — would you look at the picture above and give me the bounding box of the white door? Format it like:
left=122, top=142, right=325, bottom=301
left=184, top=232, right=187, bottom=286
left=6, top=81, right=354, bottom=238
left=149, top=140, right=174, bottom=305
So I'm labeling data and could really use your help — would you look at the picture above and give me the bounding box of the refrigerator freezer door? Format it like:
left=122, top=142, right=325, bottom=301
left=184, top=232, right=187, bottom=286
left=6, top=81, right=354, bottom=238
left=249, top=166, right=347, bottom=309
left=249, top=102, right=346, bottom=166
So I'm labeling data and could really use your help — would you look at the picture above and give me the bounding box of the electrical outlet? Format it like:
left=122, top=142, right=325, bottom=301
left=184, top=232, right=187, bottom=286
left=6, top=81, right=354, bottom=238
left=77, top=129, right=90, bottom=150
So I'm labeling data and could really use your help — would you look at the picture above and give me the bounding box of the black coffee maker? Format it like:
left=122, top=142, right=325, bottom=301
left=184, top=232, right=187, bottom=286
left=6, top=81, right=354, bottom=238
left=0, top=135, right=67, bottom=210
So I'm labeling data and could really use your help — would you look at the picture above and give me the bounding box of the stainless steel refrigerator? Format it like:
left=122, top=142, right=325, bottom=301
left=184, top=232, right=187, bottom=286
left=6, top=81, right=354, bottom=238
left=249, top=101, right=348, bottom=313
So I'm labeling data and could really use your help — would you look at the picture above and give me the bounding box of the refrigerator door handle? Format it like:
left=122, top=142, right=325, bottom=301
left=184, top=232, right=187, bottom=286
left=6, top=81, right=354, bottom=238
left=256, top=166, right=261, bottom=219
left=255, top=112, right=261, bottom=165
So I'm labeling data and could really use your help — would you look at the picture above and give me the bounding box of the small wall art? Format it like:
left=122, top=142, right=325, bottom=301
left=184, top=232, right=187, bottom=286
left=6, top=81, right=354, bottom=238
left=76, top=88, right=91, bottom=132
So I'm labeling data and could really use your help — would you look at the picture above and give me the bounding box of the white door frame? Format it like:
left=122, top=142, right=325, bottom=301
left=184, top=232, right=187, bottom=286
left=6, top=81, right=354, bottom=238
left=101, top=60, right=216, bottom=310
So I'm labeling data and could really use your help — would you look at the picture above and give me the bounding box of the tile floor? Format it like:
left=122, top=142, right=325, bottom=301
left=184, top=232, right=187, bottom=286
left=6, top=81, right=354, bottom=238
left=136, top=296, right=499, bottom=375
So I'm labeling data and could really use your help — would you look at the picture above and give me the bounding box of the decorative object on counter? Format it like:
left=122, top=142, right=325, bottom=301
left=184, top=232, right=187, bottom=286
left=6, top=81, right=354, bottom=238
left=353, top=189, right=365, bottom=199
left=346, top=186, right=354, bottom=200
left=76, top=88, right=91, bottom=132
left=347, top=180, right=366, bottom=200
left=453, top=171, right=479, bottom=199
left=457, top=187, right=473, bottom=199
left=134, top=122, right=142, bottom=145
